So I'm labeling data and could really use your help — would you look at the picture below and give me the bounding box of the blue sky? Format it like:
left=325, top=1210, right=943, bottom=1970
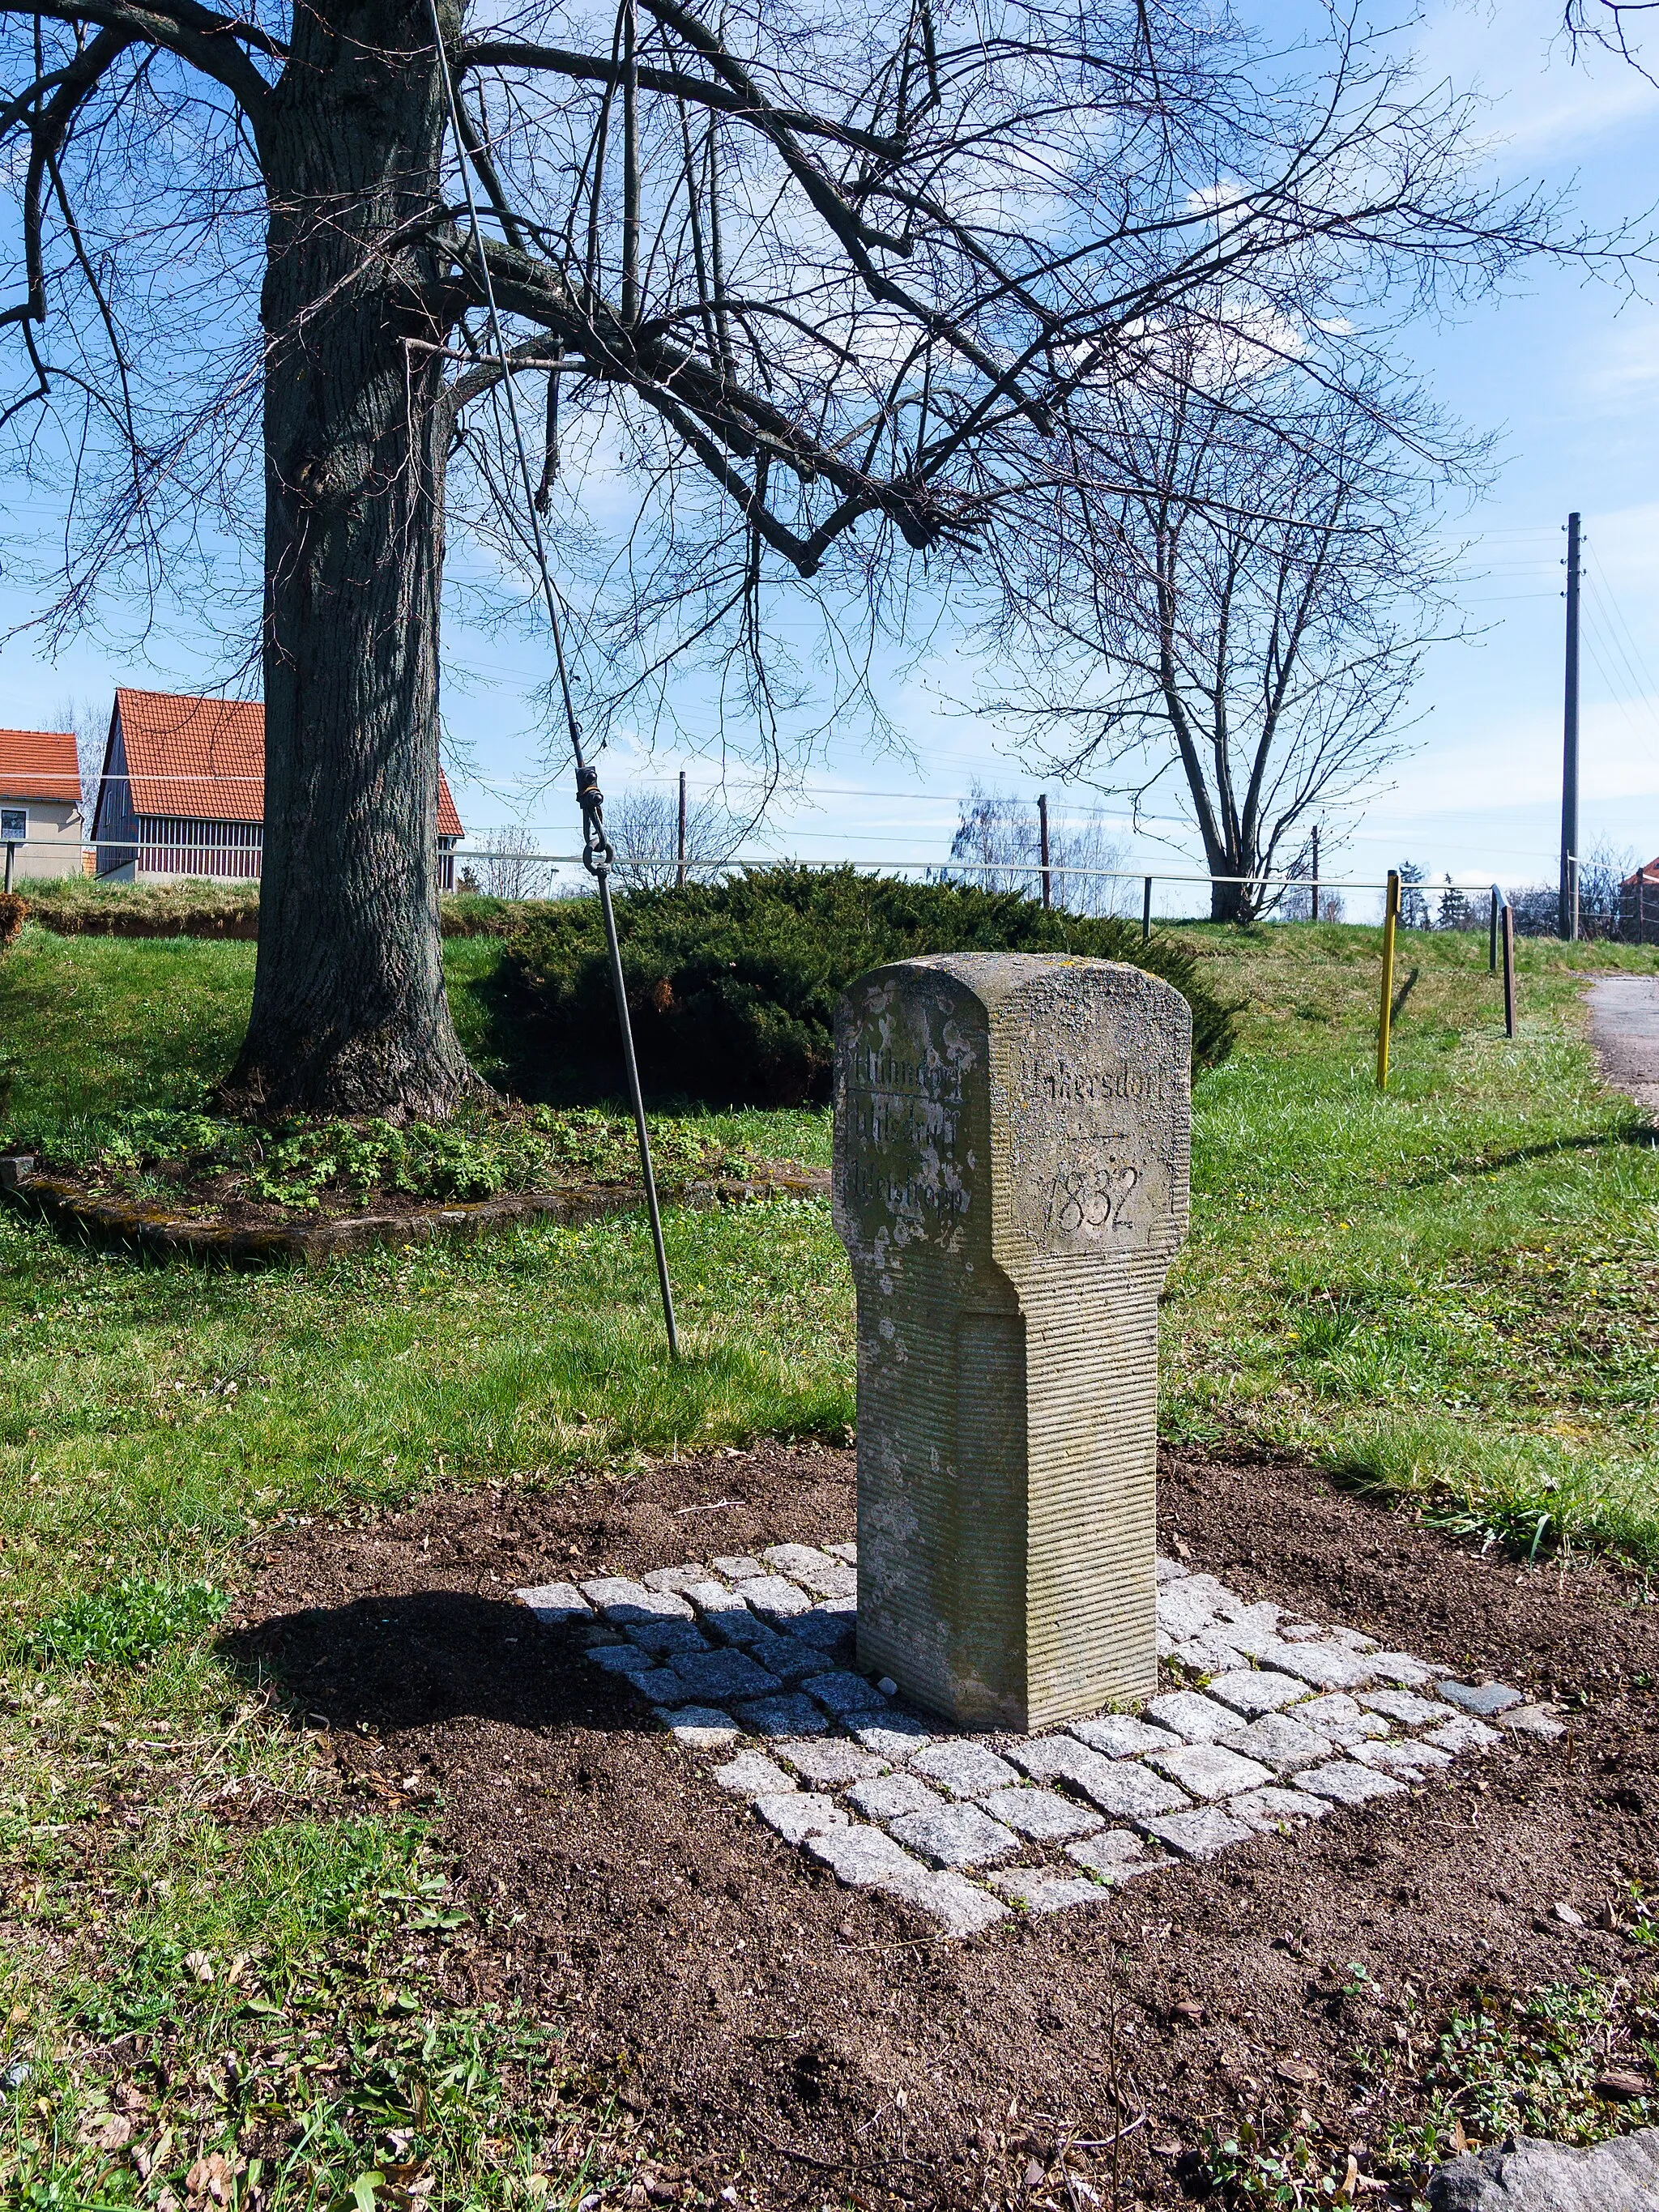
left=4, top=0, right=1658, bottom=920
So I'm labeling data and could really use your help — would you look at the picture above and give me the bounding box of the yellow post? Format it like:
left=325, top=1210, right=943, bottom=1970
left=1376, top=869, right=1401, bottom=1091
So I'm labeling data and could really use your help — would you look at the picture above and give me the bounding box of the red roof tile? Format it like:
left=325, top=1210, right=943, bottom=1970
left=110, top=690, right=463, bottom=835
left=0, top=727, right=80, bottom=804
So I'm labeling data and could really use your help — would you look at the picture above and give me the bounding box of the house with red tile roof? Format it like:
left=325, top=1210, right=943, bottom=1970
left=91, top=690, right=463, bottom=887
left=0, top=727, right=86, bottom=880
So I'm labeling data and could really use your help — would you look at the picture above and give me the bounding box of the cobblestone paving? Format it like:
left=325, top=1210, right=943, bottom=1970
left=518, top=1545, right=1567, bottom=1937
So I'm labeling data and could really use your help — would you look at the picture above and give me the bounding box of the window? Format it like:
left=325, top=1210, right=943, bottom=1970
left=0, top=808, right=24, bottom=843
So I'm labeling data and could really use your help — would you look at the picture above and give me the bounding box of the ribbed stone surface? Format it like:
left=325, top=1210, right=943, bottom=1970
left=832, top=954, right=1191, bottom=1728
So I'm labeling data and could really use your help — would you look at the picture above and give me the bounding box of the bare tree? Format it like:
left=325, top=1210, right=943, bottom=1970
left=471, top=825, right=555, bottom=899
left=606, top=784, right=738, bottom=890
left=48, top=691, right=105, bottom=820
left=979, top=348, right=1478, bottom=922
left=945, top=786, right=1131, bottom=917
left=1, top=0, right=1563, bottom=1109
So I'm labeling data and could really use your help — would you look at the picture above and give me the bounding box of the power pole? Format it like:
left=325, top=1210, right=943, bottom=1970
left=1038, top=792, right=1051, bottom=909
left=1560, top=510, right=1581, bottom=940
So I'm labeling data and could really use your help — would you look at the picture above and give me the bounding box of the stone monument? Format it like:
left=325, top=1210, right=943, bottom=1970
left=831, top=954, right=1191, bottom=1732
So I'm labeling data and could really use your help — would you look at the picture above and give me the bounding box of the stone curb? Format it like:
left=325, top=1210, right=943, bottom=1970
left=0, top=1162, right=828, bottom=1268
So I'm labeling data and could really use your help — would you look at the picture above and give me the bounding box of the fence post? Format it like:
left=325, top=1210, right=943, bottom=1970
left=1642, top=869, right=1648, bottom=948
left=1141, top=875, right=1153, bottom=943
left=1502, top=901, right=1516, bottom=1038
left=1489, top=885, right=1499, bottom=974
left=2, top=842, right=11, bottom=894
left=1038, top=794, right=1051, bottom=909
left=1568, top=853, right=1580, bottom=943
left=676, top=769, right=687, bottom=889
left=1310, top=825, right=1320, bottom=924
left=1377, top=869, right=1401, bottom=1092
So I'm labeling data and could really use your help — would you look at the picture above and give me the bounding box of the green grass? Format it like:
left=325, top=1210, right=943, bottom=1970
left=3, top=914, right=1659, bottom=2204
left=1166, top=920, right=1659, bottom=1563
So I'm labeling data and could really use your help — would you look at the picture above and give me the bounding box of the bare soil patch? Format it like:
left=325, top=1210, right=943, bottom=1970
left=226, top=1445, right=1659, bottom=2207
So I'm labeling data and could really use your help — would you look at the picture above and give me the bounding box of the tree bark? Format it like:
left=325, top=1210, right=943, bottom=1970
left=223, top=0, right=476, bottom=1119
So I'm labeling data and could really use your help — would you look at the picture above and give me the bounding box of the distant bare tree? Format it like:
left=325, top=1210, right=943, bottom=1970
left=473, top=826, right=554, bottom=901
left=49, top=693, right=106, bottom=820
left=607, top=786, right=739, bottom=892
left=980, top=348, right=1478, bottom=923
left=945, top=786, right=1132, bottom=918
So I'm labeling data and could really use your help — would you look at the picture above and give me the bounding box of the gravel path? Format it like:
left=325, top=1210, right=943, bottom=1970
left=1586, top=974, right=1659, bottom=1113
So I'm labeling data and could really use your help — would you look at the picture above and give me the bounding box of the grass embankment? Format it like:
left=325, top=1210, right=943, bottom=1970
left=0, top=916, right=1657, bottom=2204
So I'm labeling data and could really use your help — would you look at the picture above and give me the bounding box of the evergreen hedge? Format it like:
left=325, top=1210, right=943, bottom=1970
left=504, top=867, right=1235, bottom=1106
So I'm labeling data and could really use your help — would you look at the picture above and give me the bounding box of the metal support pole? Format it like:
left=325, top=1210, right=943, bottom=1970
left=1141, top=876, right=1153, bottom=943
left=1489, top=885, right=1499, bottom=974
left=1038, top=793, right=1051, bottom=909
left=1502, top=901, right=1516, bottom=1039
left=1310, top=825, right=1320, bottom=924
left=1560, top=509, right=1581, bottom=940
left=1377, top=870, right=1401, bottom=1092
left=1570, top=853, right=1580, bottom=944
left=676, top=769, right=688, bottom=889
left=1641, top=870, right=1648, bottom=947
left=2, top=842, right=11, bottom=894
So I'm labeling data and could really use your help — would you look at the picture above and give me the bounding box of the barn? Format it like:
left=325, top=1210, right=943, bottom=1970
left=91, top=689, right=463, bottom=887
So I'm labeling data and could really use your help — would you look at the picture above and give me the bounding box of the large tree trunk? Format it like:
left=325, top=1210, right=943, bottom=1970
left=223, top=0, right=476, bottom=1120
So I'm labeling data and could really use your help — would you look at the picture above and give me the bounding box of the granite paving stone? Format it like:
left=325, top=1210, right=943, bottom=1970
left=845, top=1771, right=945, bottom=1822
left=1005, top=1734, right=1123, bottom=1797
left=1064, top=1828, right=1165, bottom=1879
left=1366, top=1652, right=1435, bottom=1688
left=731, top=1693, right=832, bottom=1737
left=587, top=1643, right=655, bottom=1676
left=742, top=1630, right=822, bottom=1683
left=787, top=1607, right=858, bottom=1653
left=1069, top=1758, right=1192, bottom=1822
left=711, top=1751, right=797, bottom=1797
left=708, top=1555, right=766, bottom=1581
left=580, top=1577, right=696, bottom=1622
left=1068, top=1715, right=1182, bottom=1758
left=1260, top=1640, right=1378, bottom=1691
left=682, top=1583, right=757, bottom=1634
left=850, top=1715, right=936, bottom=1760
left=822, top=1541, right=857, bottom=1563
left=1499, top=1704, right=1567, bottom=1741
left=1205, top=1670, right=1316, bottom=1718
left=1171, top=1632, right=1253, bottom=1673
left=1299, top=1759, right=1410, bottom=1807
left=1202, top=1614, right=1284, bottom=1660
left=651, top=1705, right=738, bottom=1750
left=803, top=1825, right=920, bottom=1887
left=773, top=1740, right=887, bottom=1788
left=1358, top=1689, right=1461, bottom=1727
left=1226, top=1786, right=1331, bottom=1831
left=988, top=1868, right=1113, bottom=1913
left=514, top=1582, right=591, bottom=1626
left=1154, top=1582, right=1227, bottom=1642
left=887, top=1801, right=1021, bottom=1869
left=629, top=1669, right=687, bottom=1703
left=883, top=1865, right=1010, bottom=1935
left=1140, top=1805, right=1256, bottom=1859
left=1145, top=1742, right=1276, bottom=1801
left=754, top=1792, right=851, bottom=1845
left=1437, top=1679, right=1524, bottom=1717
left=761, top=1545, right=859, bottom=1600
left=642, top=1564, right=711, bottom=1594
left=977, top=1786, right=1104, bottom=1842
left=1216, top=1713, right=1335, bottom=1773
left=1425, top=1715, right=1503, bottom=1755
left=801, top=1669, right=886, bottom=1716
left=666, top=1648, right=783, bottom=1703
left=621, top=1617, right=710, bottom=1656
left=1327, top=1626, right=1380, bottom=1652
left=732, top=1575, right=814, bottom=1622
left=1154, top=1555, right=1189, bottom=1582
left=1355, top=1738, right=1455, bottom=1778
left=1145, top=1690, right=1246, bottom=1743
left=909, top=1741, right=1022, bottom=1798
left=1294, top=1694, right=1391, bottom=1746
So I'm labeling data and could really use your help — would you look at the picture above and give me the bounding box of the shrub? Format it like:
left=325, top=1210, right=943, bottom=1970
left=0, top=893, right=26, bottom=952
left=505, top=866, right=1235, bottom=1106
